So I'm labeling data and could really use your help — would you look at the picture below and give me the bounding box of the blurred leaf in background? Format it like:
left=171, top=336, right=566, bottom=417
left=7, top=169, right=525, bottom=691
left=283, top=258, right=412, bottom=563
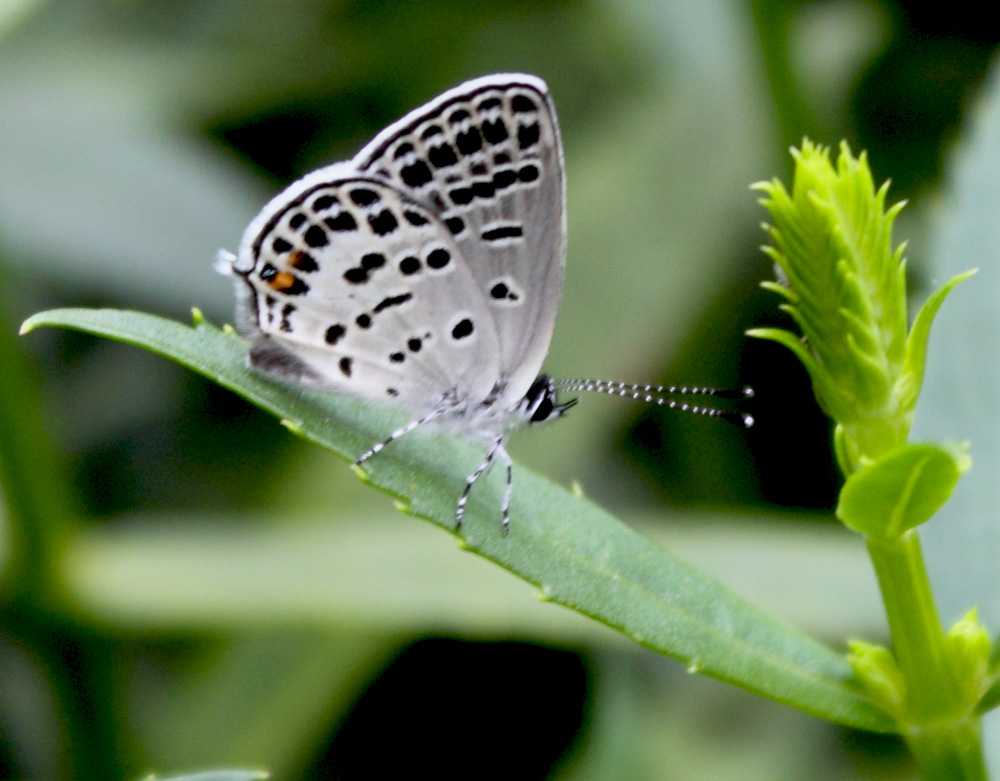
left=2, top=0, right=999, bottom=778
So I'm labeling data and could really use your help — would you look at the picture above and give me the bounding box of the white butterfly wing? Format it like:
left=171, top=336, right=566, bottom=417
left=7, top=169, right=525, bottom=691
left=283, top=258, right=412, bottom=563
left=352, top=73, right=566, bottom=407
left=228, top=170, right=502, bottom=410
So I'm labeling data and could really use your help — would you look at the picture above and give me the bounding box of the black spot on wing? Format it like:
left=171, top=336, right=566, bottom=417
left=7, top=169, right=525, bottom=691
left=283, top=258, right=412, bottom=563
left=373, top=293, right=413, bottom=313
left=518, top=164, right=540, bottom=182
left=304, top=225, right=328, bottom=248
left=350, top=188, right=380, bottom=206
left=279, top=303, right=295, bottom=332
left=472, top=179, right=495, bottom=199
left=403, top=210, right=429, bottom=226
left=427, top=248, right=451, bottom=269
left=312, top=194, right=337, bottom=211
left=518, top=123, right=540, bottom=150
left=325, top=324, right=346, bottom=345
left=490, top=281, right=520, bottom=302
left=289, top=251, right=318, bottom=273
left=451, top=318, right=474, bottom=340
left=399, top=256, right=421, bottom=275
left=401, top=160, right=433, bottom=188
left=429, top=143, right=458, bottom=168
left=361, top=252, right=386, bottom=270
left=449, top=187, right=473, bottom=206
left=482, top=225, right=523, bottom=241
left=456, top=127, right=483, bottom=156
left=482, top=118, right=508, bottom=144
left=511, top=94, right=537, bottom=113
left=325, top=211, right=358, bottom=232
left=493, top=169, right=517, bottom=190
left=343, top=252, right=387, bottom=285
left=369, top=209, right=398, bottom=236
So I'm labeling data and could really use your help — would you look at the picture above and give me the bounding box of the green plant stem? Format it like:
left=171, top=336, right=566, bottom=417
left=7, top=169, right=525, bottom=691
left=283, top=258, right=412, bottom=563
left=905, top=720, right=988, bottom=781
left=866, top=531, right=987, bottom=779
left=0, top=261, right=76, bottom=605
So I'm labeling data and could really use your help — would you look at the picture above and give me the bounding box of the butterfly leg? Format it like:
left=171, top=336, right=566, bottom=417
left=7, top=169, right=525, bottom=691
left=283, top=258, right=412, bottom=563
left=497, top=442, right=514, bottom=537
left=355, top=409, right=445, bottom=466
left=455, top=435, right=505, bottom=533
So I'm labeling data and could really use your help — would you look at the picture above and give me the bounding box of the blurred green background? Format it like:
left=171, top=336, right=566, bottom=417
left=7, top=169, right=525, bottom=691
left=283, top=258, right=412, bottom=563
left=2, top=0, right=999, bottom=778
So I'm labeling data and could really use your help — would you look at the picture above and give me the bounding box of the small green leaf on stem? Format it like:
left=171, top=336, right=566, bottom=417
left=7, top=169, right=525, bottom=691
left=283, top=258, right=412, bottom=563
left=945, top=609, right=991, bottom=708
left=836, top=442, right=971, bottom=539
left=976, top=679, right=1000, bottom=716
left=898, top=269, right=978, bottom=412
left=848, top=639, right=906, bottom=721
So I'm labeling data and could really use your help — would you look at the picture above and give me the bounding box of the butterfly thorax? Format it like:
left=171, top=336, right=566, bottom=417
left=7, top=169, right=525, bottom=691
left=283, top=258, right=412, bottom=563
left=419, top=373, right=576, bottom=442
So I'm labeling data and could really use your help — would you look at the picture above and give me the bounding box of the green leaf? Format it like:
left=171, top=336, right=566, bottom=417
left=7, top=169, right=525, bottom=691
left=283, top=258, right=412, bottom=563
left=976, top=677, right=1000, bottom=716
left=945, top=609, right=991, bottom=708
left=21, top=307, right=894, bottom=732
left=900, top=269, right=978, bottom=412
left=836, top=442, right=971, bottom=538
left=978, top=622, right=1000, bottom=714
left=847, top=640, right=906, bottom=721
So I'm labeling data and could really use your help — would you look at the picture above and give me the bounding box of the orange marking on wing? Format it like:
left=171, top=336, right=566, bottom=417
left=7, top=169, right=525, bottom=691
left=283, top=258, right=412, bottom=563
left=269, top=271, right=298, bottom=291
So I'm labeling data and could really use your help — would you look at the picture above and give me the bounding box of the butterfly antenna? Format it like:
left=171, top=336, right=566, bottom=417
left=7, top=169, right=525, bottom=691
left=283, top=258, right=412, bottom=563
left=551, top=379, right=754, bottom=428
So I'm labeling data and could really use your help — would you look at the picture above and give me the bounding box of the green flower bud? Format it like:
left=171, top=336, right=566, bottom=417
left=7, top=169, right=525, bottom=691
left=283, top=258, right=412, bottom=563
left=749, top=140, right=974, bottom=473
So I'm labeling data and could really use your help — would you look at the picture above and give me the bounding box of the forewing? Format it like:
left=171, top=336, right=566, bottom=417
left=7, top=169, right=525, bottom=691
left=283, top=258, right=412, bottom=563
left=227, top=172, right=501, bottom=411
left=353, top=74, right=565, bottom=403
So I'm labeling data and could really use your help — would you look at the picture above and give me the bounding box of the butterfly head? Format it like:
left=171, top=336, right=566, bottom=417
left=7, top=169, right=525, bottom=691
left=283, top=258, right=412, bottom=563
left=522, top=374, right=578, bottom=425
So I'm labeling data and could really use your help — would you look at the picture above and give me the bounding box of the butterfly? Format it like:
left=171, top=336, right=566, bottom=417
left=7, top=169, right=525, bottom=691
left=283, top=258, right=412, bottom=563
left=217, top=73, right=751, bottom=535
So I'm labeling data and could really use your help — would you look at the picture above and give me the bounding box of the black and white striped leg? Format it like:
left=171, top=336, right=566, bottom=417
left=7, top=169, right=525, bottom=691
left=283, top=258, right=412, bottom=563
left=455, top=435, right=506, bottom=532
left=497, top=443, right=514, bottom=537
left=355, top=409, right=446, bottom=466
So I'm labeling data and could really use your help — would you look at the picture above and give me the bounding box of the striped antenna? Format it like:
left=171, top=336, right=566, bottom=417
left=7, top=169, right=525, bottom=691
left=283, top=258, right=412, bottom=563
left=551, top=379, right=754, bottom=428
